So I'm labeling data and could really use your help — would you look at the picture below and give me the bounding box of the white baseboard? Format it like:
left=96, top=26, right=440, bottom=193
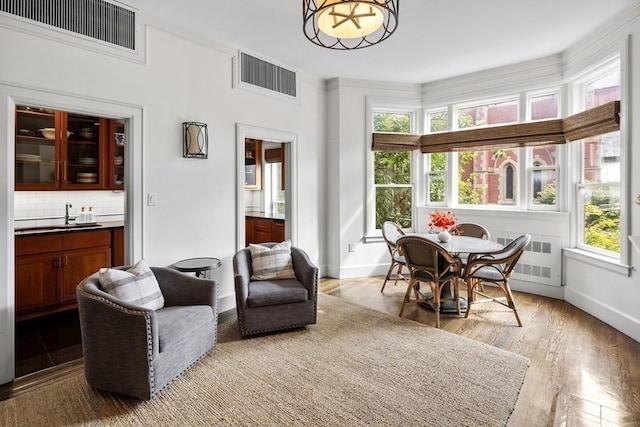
left=218, top=291, right=237, bottom=314
left=564, top=287, right=640, bottom=343
left=509, top=278, right=564, bottom=300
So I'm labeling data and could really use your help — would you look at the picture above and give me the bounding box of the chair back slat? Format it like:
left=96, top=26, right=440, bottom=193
left=452, top=223, right=490, bottom=240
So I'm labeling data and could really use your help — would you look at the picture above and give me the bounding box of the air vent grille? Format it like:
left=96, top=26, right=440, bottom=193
left=0, top=0, right=135, bottom=50
left=239, top=52, right=297, bottom=98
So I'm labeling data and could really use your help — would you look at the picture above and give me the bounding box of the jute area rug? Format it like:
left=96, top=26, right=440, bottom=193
left=1, top=293, right=529, bottom=426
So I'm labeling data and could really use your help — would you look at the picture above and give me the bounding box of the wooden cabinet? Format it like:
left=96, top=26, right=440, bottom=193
left=245, top=216, right=285, bottom=245
left=15, top=229, right=113, bottom=320
left=245, top=139, right=262, bottom=189
left=109, top=119, right=125, bottom=190
left=15, top=105, right=124, bottom=190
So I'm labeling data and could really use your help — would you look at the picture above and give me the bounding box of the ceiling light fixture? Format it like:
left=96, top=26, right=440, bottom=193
left=303, top=0, right=399, bottom=50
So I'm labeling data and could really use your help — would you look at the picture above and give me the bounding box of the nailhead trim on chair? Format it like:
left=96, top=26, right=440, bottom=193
left=78, top=282, right=220, bottom=399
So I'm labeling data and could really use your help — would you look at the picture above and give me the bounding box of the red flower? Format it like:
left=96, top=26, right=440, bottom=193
left=429, top=210, right=457, bottom=232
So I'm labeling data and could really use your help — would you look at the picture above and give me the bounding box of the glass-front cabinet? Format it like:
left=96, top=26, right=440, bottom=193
left=15, top=105, right=123, bottom=190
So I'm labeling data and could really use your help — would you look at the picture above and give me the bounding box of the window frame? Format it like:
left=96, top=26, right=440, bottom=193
left=569, top=56, right=627, bottom=260
left=423, top=89, right=563, bottom=212
left=366, top=97, right=421, bottom=239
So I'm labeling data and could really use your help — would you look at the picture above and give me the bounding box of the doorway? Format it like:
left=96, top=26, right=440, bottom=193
left=0, top=88, right=144, bottom=385
left=236, top=124, right=297, bottom=251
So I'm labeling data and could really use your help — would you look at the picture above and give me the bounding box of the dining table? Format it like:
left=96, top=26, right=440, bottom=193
left=399, top=233, right=505, bottom=313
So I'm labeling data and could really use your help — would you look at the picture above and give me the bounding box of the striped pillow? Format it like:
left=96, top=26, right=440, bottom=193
left=98, top=259, right=165, bottom=310
left=249, top=240, right=296, bottom=280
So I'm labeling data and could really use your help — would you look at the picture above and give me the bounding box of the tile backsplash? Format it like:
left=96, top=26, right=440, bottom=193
left=14, top=191, right=125, bottom=228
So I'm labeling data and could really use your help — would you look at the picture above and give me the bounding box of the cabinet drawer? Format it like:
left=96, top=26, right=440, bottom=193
left=254, top=219, right=272, bottom=233
left=16, top=235, right=63, bottom=256
left=63, top=230, right=111, bottom=250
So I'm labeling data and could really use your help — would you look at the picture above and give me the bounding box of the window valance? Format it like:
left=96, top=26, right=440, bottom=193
left=372, top=100, right=620, bottom=153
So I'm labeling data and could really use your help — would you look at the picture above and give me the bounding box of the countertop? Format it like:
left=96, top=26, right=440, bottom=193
left=245, top=211, right=285, bottom=221
left=15, top=220, right=124, bottom=236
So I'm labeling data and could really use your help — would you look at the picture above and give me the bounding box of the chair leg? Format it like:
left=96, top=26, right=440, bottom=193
left=433, top=283, right=441, bottom=328
left=393, top=264, right=405, bottom=287
left=381, top=261, right=397, bottom=293
left=453, top=278, right=461, bottom=316
left=501, top=281, right=522, bottom=327
left=399, top=277, right=415, bottom=317
left=465, top=279, right=475, bottom=319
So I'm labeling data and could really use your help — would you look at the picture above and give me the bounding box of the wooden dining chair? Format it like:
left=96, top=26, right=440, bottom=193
left=463, top=234, right=531, bottom=327
left=452, top=222, right=490, bottom=292
left=396, top=235, right=462, bottom=328
left=380, top=221, right=407, bottom=292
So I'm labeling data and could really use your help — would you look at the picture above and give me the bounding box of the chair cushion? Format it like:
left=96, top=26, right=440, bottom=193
left=249, top=240, right=296, bottom=280
left=469, top=265, right=505, bottom=281
left=156, top=305, right=214, bottom=354
left=247, top=279, right=308, bottom=308
left=98, top=259, right=165, bottom=310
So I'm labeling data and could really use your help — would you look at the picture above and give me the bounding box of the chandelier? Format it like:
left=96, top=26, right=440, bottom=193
left=303, top=0, right=399, bottom=50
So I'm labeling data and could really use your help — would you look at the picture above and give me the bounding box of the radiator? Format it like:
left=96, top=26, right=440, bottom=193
left=492, top=232, right=562, bottom=287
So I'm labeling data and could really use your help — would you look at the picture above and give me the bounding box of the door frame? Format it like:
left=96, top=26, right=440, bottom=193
left=236, top=124, right=298, bottom=251
left=0, top=85, right=143, bottom=384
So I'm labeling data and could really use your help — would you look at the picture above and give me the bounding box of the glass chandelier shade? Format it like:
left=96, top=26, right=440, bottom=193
left=303, top=0, right=399, bottom=50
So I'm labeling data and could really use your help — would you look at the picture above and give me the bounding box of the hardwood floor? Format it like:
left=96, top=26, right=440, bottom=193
left=2, top=276, right=638, bottom=426
left=320, top=276, right=640, bottom=427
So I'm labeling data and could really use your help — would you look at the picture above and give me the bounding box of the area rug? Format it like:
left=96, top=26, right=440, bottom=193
left=1, top=293, right=529, bottom=426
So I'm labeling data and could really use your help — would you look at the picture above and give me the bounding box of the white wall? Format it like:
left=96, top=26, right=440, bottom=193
left=0, top=12, right=326, bottom=384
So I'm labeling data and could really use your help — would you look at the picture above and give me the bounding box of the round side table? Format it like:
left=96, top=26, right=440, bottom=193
left=173, top=257, right=222, bottom=279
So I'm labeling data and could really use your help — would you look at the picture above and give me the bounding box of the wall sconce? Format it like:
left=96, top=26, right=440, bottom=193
left=183, top=122, right=208, bottom=158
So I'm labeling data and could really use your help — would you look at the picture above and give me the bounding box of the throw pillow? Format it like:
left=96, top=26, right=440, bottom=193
left=249, top=240, right=296, bottom=280
left=98, top=259, right=165, bottom=310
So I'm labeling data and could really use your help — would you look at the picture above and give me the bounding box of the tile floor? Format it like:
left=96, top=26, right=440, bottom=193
left=15, top=310, right=83, bottom=378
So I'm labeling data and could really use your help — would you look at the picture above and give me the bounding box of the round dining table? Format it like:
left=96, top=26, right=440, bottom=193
left=403, top=233, right=504, bottom=313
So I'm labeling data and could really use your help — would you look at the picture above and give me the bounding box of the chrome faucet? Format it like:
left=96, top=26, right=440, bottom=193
left=65, top=202, right=72, bottom=225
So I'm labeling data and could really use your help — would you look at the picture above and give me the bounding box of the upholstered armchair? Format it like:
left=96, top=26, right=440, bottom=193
left=233, top=242, right=318, bottom=336
left=76, top=265, right=218, bottom=400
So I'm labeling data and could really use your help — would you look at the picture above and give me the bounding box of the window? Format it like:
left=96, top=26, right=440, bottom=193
left=425, top=110, right=448, bottom=205
left=373, top=112, right=413, bottom=229
left=454, top=99, right=519, bottom=206
left=423, top=92, right=561, bottom=210
left=575, top=63, right=621, bottom=256
left=528, top=92, right=559, bottom=209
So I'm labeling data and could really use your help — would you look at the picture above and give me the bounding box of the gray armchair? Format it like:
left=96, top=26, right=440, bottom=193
left=233, top=243, right=318, bottom=336
left=76, top=266, right=218, bottom=400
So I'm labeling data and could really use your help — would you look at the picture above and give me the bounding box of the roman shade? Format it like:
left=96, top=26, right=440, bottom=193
left=563, top=100, right=620, bottom=141
left=371, top=100, right=620, bottom=153
left=371, top=132, right=421, bottom=151
left=420, top=119, right=565, bottom=153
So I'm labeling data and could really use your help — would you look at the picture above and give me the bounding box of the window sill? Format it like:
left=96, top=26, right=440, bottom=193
left=563, top=248, right=631, bottom=277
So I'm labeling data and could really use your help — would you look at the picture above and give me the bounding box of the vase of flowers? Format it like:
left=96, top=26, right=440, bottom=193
left=429, top=210, right=457, bottom=243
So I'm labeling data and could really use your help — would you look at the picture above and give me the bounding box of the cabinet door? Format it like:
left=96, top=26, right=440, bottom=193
left=272, top=220, right=285, bottom=242
left=62, top=114, right=107, bottom=189
left=15, top=106, right=61, bottom=190
left=109, top=119, right=125, bottom=189
left=245, top=139, right=262, bottom=189
left=62, top=246, right=111, bottom=303
left=15, top=252, right=62, bottom=313
left=245, top=218, right=255, bottom=247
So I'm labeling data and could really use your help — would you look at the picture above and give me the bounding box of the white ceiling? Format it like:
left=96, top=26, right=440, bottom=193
left=131, top=0, right=640, bottom=84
